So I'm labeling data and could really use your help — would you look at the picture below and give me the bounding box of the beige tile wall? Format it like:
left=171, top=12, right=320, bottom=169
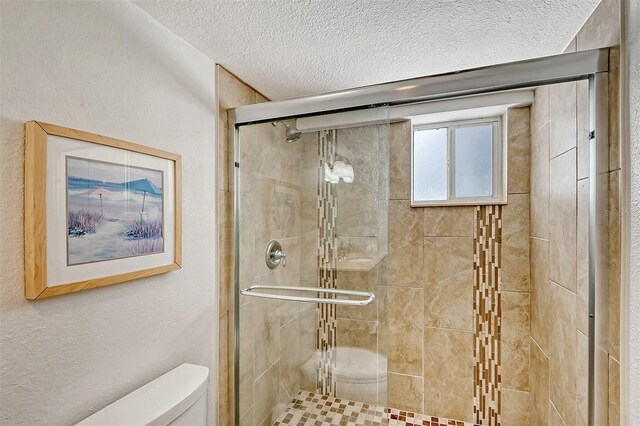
left=238, top=125, right=314, bottom=426
left=327, top=124, right=391, bottom=406
left=501, top=108, right=534, bottom=424
left=498, top=108, right=532, bottom=422
left=529, top=78, right=586, bottom=425
left=527, top=1, right=622, bottom=424
left=376, top=106, right=532, bottom=423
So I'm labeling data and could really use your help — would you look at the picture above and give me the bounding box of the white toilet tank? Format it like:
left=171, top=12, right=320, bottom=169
left=77, top=363, right=209, bottom=426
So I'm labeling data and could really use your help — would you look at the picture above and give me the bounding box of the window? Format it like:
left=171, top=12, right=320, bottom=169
left=411, top=117, right=505, bottom=206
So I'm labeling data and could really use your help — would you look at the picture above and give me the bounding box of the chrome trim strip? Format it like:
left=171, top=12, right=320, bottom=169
left=240, top=285, right=376, bottom=306
left=232, top=114, right=241, bottom=426
left=588, top=70, right=611, bottom=426
left=231, top=48, right=609, bottom=125
left=588, top=73, right=596, bottom=426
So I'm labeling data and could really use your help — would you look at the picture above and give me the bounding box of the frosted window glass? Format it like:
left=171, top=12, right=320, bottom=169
left=413, top=128, right=447, bottom=201
left=454, top=124, right=493, bottom=198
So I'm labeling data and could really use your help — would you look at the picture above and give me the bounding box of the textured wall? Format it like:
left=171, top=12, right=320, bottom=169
left=0, top=2, right=216, bottom=424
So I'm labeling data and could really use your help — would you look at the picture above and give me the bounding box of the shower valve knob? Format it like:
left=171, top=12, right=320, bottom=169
left=266, top=240, right=287, bottom=269
left=272, top=250, right=286, bottom=267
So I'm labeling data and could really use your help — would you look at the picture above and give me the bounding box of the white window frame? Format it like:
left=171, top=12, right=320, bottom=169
left=411, top=116, right=506, bottom=207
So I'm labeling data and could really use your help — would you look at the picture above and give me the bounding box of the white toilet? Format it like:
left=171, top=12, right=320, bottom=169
left=301, top=347, right=387, bottom=405
left=77, top=363, right=209, bottom=426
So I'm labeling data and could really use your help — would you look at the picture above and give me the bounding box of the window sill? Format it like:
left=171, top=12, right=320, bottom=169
left=410, top=198, right=507, bottom=208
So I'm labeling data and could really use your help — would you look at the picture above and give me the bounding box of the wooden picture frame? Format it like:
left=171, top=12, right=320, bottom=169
left=24, top=121, right=182, bottom=299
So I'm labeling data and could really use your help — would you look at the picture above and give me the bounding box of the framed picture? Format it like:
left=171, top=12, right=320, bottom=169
left=24, top=121, right=182, bottom=299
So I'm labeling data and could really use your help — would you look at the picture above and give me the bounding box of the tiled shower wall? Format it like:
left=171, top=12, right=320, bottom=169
left=473, top=204, right=503, bottom=425
left=331, top=124, right=390, bottom=361
left=316, top=130, right=339, bottom=397
left=237, top=118, right=315, bottom=426
left=298, top=124, right=390, bottom=405
left=217, top=67, right=317, bottom=426
left=335, top=108, right=532, bottom=424
left=528, top=0, right=622, bottom=424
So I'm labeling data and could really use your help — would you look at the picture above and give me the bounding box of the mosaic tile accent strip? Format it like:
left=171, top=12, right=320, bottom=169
left=316, top=130, right=338, bottom=396
left=273, top=390, right=480, bottom=426
left=473, top=205, right=503, bottom=426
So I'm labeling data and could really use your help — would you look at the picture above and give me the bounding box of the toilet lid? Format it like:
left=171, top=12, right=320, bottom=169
left=303, top=346, right=387, bottom=383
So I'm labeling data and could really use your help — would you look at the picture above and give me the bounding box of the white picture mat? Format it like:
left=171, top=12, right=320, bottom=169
left=46, top=135, right=176, bottom=287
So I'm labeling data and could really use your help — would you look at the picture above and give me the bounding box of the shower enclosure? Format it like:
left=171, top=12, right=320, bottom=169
left=235, top=113, right=392, bottom=423
left=229, top=48, right=612, bottom=426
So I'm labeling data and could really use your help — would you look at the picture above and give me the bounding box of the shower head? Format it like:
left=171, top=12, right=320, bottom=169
left=281, top=121, right=302, bottom=142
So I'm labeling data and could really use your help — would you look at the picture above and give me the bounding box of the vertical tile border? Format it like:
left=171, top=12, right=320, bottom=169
left=473, top=205, right=503, bottom=425
left=316, top=130, right=338, bottom=396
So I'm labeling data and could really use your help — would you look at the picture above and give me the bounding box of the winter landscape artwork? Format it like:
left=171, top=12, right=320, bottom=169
left=66, top=157, right=164, bottom=265
left=24, top=121, right=181, bottom=299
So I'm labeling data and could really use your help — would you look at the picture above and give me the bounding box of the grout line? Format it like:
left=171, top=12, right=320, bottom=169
left=420, top=297, right=426, bottom=383
left=550, top=146, right=577, bottom=161
left=549, top=399, right=569, bottom=426
left=239, top=404, right=254, bottom=421
left=501, top=289, right=532, bottom=294
left=423, top=235, right=473, bottom=239
left=531, top=336, right=550, bottom=360
left=423, top=325, right=474, bottom=334
left=387, top=371, right=424, bottom=379
left=609, top=353, right=621, bottom=365
left=280, top=313, right=300, bottom=328
left=423, top=234, right=474, bottom=238
left=529, top=236, right=550, bottom=242
left=385, top=284, right=426, bottom=290
left=501, top=388, right=530, bottom=395
left=337, top=317, right=377, bottom=324
left=529, top=120, right=551, bottom=138
left=253, top=358, right=279, bottom=384
left=549, top=278, right=578, bottom=296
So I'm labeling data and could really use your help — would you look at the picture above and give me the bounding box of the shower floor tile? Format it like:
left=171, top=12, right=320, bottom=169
left=273, top=390, right=479, bottom=426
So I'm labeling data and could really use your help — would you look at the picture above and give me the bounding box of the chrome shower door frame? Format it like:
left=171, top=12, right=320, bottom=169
left=229, top=47, right=611, bottom=426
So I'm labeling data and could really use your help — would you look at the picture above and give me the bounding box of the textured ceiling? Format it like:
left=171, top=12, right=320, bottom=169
left=135, top=0, right=599, bottom=101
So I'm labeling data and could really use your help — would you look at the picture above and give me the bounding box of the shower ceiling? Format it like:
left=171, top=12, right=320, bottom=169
left=135, top=0, right=599, bottom=100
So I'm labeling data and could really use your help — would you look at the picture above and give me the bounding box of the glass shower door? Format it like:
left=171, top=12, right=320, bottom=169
left=235, top=110, right=390, bottom=426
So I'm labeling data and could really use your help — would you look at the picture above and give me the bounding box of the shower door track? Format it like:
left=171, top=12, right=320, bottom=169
left=229, top=48, right=608, bottom=125
left=229, top=47, right=612, bottom=426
